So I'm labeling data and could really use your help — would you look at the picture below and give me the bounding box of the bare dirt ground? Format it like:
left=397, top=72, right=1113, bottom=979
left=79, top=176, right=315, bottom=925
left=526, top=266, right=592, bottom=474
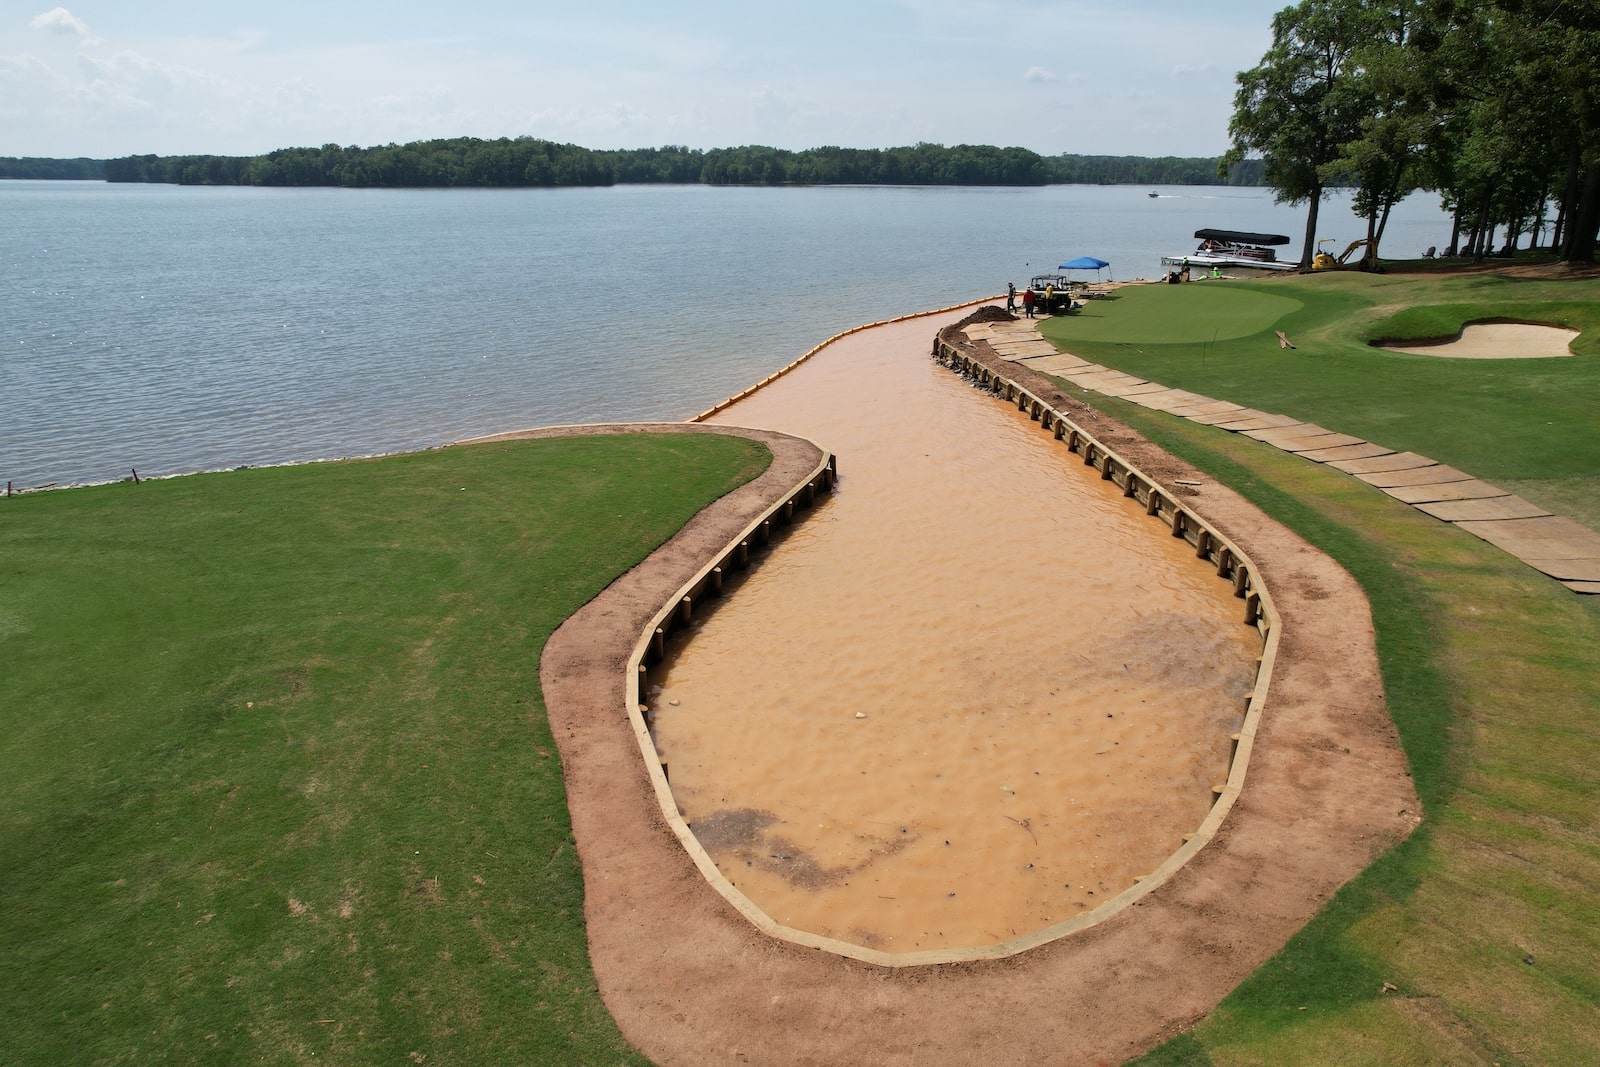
left=1385, top=258, right=1600, bottom=281
left=532, top=324, right=1420, bottom=1065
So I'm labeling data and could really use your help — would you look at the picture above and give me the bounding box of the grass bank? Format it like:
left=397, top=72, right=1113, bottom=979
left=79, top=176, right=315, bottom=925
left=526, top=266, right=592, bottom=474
left=1030, top=266, right=1600, bottom=1064
left=1043, top=269, right=1600, bottom=504
left=0, top=432, right=769, bottom=1065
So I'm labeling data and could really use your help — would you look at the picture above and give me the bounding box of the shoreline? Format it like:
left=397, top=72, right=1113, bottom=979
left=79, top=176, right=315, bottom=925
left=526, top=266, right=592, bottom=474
left=542, top=304, right=1418, bottom=1064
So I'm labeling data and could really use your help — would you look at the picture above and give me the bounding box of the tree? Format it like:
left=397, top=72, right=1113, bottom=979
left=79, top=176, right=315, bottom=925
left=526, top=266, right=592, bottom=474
left=1499, top=0, right=1600, bottom=263
left=1225, top=0, right=1379, bottom=268
left=1327, top=0, right=1442, bottom=266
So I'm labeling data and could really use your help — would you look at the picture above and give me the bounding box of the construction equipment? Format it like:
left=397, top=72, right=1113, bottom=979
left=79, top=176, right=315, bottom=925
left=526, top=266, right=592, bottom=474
left=1312, top=238, right=1375, bottom=270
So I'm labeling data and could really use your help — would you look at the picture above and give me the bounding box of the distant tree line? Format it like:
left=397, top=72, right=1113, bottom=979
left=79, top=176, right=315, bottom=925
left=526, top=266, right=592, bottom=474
left=0, top=157, right=105, bottom=180
left=1227, top=0, right=1600, bottom=266
left=1052, top=154, right=1264, bottom=186
left=87, top=138, right=1263, bottom=189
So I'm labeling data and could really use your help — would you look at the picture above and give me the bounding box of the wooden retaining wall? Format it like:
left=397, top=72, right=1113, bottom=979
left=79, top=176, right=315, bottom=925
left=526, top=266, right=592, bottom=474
left=688, top=294, right=1003, bottom=423
left=612, top=322, right=1282, bottom=970
left=931, top=337, right=1279, bottom=879
left=931, top=339, right=1278, bottom=642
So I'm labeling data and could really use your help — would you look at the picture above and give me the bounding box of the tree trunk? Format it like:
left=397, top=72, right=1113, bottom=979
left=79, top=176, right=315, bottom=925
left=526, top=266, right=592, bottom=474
left=1563, top=163, right=1600, bottom=265
left=1372, top=177, right=1401, bottom=263
left=1299, top=184, right=1323, bottom=270
left=1557, top=147, right=1582, bottom=257
left=1447, top=204, right=1462, bottom=257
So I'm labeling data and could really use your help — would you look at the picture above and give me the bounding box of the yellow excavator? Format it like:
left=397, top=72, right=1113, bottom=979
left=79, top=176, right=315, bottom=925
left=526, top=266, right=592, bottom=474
left=1312, top=238, right=1375, bottom=270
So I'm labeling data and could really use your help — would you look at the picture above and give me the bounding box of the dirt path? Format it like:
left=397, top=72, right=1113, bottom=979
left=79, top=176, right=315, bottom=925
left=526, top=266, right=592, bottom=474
left=535, top=319, right=1418, bottom=1064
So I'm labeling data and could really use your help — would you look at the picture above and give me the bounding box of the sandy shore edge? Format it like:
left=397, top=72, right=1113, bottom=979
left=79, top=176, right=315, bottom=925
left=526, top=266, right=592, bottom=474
left=533, top=320, right=1419, bottom=1064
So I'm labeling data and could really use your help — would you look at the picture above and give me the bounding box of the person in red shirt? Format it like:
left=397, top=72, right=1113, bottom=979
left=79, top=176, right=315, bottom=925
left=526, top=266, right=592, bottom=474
left=1021, top=286, right=1036, bottom=318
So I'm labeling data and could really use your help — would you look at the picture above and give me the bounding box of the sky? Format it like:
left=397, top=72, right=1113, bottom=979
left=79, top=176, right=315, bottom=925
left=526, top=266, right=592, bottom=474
left=1, top=1, right=1287, bottom=159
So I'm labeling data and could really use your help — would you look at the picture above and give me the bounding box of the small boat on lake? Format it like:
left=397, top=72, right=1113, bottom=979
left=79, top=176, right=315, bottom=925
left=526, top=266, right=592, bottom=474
left=1160, top=228, right=1298, bottom=276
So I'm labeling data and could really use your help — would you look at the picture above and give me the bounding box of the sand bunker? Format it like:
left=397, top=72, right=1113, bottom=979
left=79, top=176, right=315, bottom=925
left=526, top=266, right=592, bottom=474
left=1383, top=321, right=1578, bottom=358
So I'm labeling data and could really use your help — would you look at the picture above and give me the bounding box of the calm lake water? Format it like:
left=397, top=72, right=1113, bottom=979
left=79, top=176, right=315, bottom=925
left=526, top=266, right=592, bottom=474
left=3, top=181, right=1453, bottom=488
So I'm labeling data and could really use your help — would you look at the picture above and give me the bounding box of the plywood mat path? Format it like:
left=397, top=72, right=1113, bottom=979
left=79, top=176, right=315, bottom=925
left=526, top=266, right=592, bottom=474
left=979, top=316, right=1600, bottom=595
left=536, top=317, right=1418, bottom=1065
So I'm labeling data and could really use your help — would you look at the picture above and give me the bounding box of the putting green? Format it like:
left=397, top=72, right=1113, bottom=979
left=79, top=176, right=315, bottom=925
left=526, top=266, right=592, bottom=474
left=1048, top=283, right=1303, bottom=345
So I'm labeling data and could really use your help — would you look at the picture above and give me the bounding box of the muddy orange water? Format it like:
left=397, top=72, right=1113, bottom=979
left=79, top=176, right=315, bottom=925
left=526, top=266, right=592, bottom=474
left=651, top=311, right=1259, bottom=953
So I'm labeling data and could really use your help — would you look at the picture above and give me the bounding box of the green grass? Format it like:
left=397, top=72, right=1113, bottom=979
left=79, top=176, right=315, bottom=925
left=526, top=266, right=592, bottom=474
left=11, top=265, right=1599, bottom=1066
left=1029, top=268, right=1600, bottom=1065
left=1042, top=270, right=1600, bottom=488
left=1114, top=408, right=1600, bottom=1065
left=1057, top=285, right=1305, bottom=344
left=0, top=433, right=770, bottom=1066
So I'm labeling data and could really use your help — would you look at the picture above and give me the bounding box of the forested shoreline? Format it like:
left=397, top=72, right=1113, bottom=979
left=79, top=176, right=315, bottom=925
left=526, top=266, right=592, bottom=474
left=1226, top=0, right=1599, bottom=265
left=0, top=157, right=106, bottom=180
left=0, top=142, right=1264, bottom=188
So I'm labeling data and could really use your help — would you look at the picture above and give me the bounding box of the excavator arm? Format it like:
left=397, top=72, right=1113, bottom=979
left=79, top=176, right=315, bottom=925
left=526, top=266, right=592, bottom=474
left=1313, top=238, right=1375, bottom=270
left=1338, top=239, right=1373, bottom=264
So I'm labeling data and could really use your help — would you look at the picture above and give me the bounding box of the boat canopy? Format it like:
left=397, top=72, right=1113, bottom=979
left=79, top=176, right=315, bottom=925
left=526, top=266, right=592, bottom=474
left=1194, top=228, right=1291, bottom=246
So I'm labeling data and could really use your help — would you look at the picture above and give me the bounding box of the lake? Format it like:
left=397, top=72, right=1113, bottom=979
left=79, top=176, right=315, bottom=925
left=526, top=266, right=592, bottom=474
left=3, top=180, right=1454, bottom=488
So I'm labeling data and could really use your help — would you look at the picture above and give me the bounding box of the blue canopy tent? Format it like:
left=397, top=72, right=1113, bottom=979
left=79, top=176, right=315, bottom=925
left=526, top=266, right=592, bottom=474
left=1059, top=255, right=1111, bottom=282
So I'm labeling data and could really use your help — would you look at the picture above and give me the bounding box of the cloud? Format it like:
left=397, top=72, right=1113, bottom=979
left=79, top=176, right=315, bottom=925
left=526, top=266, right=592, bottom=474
left=3, top=0, right=1274, bottom=158
left=750, top=85, right=792, bottom=129
left=76, top=49, right=191, bottom=110
left=30, top=7, right=87, bottom=35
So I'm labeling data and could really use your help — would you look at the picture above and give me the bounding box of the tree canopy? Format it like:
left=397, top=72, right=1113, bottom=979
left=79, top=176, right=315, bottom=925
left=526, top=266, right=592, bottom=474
left=92, top=139, right=1261, bottom=190
left=1228, top=0, right=1600, bottom=265
left=0, top=157, right=105, bottom=180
